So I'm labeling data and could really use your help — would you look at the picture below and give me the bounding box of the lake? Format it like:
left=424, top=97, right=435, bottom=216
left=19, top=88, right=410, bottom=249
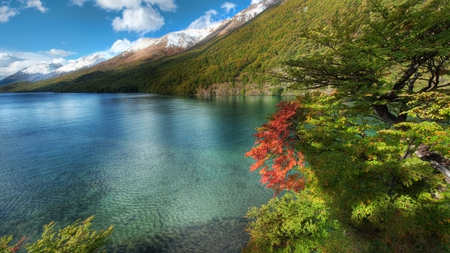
left=0, top=93, right=288, bottom=252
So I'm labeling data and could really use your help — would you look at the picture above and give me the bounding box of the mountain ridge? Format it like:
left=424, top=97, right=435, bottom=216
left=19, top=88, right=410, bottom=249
left=0, top=0, right=280, bottom=87
left=94, top=0, right=281, bottom=71
left=0, top=0, right=356, bottom=94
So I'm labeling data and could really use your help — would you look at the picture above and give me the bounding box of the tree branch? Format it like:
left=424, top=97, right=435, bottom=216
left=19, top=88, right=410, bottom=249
left=372, top=104, right=406, bottom=125
left=392, top=55, right=435, bottom=91
left=401, top=137, right=417, bottom=160
left=415, top=144, right=450, bottom=183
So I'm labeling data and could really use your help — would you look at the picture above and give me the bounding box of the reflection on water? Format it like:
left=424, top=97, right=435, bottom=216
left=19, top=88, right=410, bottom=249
left=0, top=93, right=288, bottom=252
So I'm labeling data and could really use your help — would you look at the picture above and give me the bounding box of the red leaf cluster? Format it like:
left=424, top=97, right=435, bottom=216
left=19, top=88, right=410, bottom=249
left=9, top=236, right=26, bottom=253
left=245, top=101, right=305, bottom=194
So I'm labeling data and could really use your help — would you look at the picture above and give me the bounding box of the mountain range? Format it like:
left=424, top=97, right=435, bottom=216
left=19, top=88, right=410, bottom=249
left=0, top=0, right=354, bottom=95
left=0, top=0, right=280, bottom=87
left=0, top=53, right=108, bottom=86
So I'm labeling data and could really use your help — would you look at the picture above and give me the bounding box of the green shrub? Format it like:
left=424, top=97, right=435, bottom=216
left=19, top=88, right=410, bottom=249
left=243, top=191, right=338, bottom=253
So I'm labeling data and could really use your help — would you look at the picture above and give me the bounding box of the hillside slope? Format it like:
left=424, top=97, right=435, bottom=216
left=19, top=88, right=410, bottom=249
left=1, top=0, right=356, bottom=95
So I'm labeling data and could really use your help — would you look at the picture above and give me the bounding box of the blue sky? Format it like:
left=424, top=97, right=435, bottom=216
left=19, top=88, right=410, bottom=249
left=0, top=0, right=261, bottom=79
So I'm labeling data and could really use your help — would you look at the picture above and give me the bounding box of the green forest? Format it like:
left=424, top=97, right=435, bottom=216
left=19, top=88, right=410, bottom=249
left=1, top=0, right=450, bottom=252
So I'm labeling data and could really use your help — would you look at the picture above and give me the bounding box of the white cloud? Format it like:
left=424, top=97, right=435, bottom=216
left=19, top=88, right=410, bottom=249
left=69, top=0, right=178, bottom=35
left=69, top=0, right=89, bottom=7
left=251, top=0, right=263, bottom=4
left=143, top=0, right=176, bottom=12
left=88, top=0, right=178, bottom=12
left=0, top=38, right=139, bottom=80
left=6, top=60, right=33, bottom=74
left=0, top=6, right=19, bottom=22
left=95, top=0, right=141, bottom=10
left=38, top=49, right=77, bottom=57
left=187, top=9, right=220, bottom=30
left=0, top=1, right=47, bottom=23
left=108, top=38, right=133, bottom=54
left=112, top=5, right=164, bottom=34
left=221, top=2, right=236, bottom=14
left=0, top=50, right=77, bottom=78
left=0, top=52, right=45, bottom=77
left=24, top=0, right=48, bottom=13
left=84, top=38, right=136, bottom=60
left=0, top=38, right=139, bottom=79
left=0, top=53, right=23, bottom=67
left=52, top=58, right=68, bottom=65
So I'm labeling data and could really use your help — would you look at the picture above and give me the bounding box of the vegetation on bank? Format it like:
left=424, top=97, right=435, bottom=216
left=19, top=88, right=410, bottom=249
left=244, top=0, right=450, bottom=252
left=0, top=217, right=113, bottom=253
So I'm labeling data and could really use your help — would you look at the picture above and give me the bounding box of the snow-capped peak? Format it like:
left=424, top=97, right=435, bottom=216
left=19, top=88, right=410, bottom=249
left=124, top=22, right=225, bottom=54
left=56, top=53, right=108, bottom=73
left=119, top=0, right=279, bottom=57
left=166, top=23, right=224, bottom=48
left=234, top=0, right=280, bottom=23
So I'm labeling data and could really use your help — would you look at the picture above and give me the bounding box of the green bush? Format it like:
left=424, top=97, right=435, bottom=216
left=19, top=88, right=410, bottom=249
left=243, top=191, right=339, bottom=253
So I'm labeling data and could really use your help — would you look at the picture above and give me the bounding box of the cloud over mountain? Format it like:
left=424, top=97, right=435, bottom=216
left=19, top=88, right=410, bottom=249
left=0, top=38, right=134, bottom=80
left=187, top=9, right=221, bottom=29
left=109, top=39, right=135, bottom=54
left=221, top=2, right=237, bottom=14
left=38, top=49, right=77, bottom=57
left=112, top=4, right=165, bottom=34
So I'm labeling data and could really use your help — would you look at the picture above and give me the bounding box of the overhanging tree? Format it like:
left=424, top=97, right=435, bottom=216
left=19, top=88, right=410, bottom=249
left=245, top=0, right=450, bottom=251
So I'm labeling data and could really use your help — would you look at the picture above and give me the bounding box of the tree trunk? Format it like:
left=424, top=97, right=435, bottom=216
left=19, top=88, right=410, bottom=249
left=415, top=144, right=450, bottom=183
left=372, top=104, right=406, bottom=125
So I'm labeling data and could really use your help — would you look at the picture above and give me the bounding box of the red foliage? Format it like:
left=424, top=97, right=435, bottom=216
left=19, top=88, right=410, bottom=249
left=245, top=101, right=305, bottom=194
left=9, top=236, right=26, bottom=253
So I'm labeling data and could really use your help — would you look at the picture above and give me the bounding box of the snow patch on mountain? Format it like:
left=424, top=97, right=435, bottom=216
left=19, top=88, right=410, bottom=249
left=235, top=0, right=280, bottom=23
left=56, top=53, right=107, bottom=73
left=124, top=22, right=224, bottom=54
left=122, top=0, right=278, bottom=55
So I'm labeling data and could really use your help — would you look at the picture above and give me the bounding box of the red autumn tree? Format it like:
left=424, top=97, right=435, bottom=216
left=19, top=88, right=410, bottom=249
left=245, top=101, right=305, bottom=194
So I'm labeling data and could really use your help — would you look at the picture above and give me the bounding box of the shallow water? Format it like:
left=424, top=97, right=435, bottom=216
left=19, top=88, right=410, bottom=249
left=0, top=93, right=286, bottom=252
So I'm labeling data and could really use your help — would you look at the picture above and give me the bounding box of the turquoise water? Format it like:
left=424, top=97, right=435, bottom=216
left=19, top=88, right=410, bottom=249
left=0, top=93, right=286, bottom=252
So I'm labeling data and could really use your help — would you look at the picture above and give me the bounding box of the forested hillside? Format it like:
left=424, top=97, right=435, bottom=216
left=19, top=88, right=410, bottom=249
left=0, top=0, right=356, bottom=95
